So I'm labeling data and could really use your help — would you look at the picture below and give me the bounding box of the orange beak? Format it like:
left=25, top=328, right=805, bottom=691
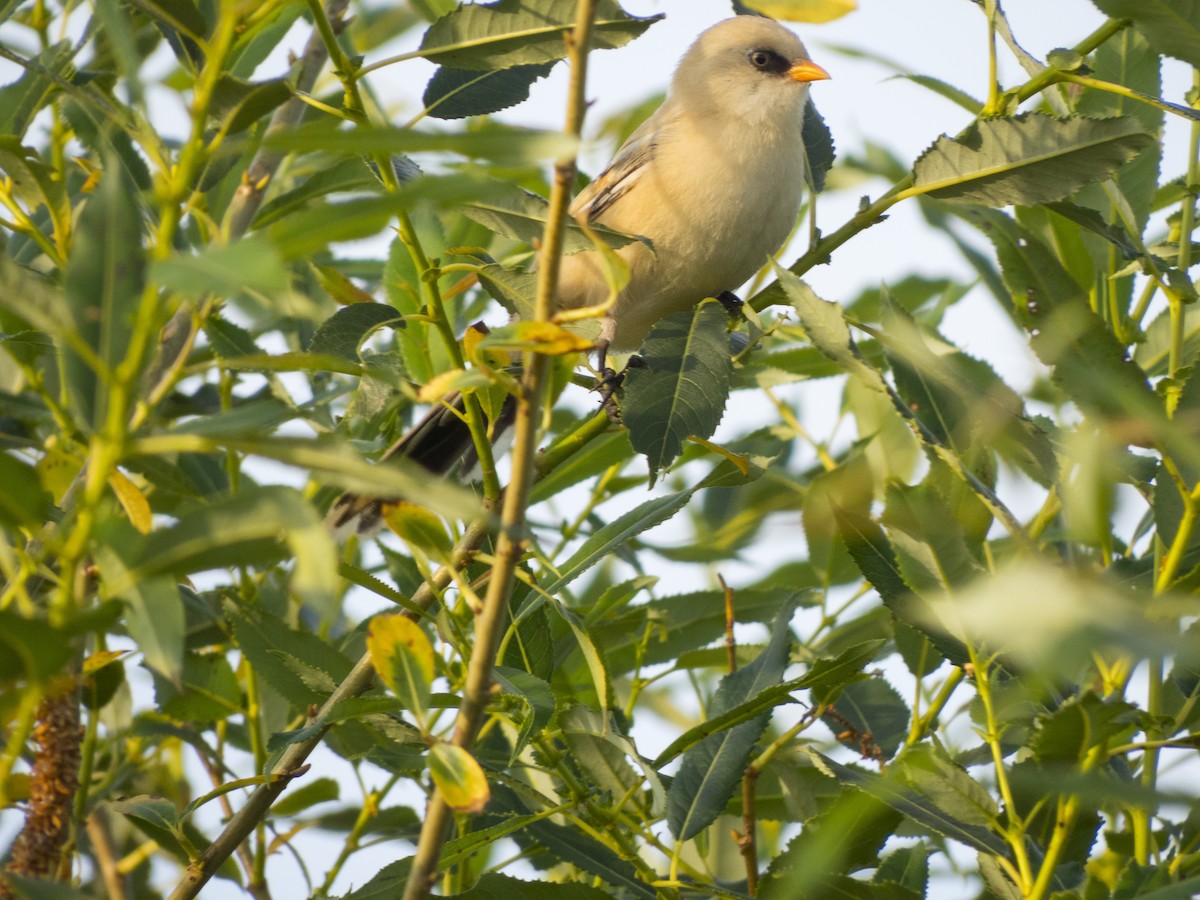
left=788, top=59, right=831, bottom=83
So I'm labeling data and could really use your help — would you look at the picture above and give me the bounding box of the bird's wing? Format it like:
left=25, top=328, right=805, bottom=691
left=570, top=116, right=661, bottom=223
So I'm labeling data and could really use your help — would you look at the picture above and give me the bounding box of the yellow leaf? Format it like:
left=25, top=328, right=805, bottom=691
left=687, top=436, right=750, bottom=476
left=310, top=262, right=377, bottom=305
left=109, top=469, right=153, bottom=534
left=36, top=437, right=81, bottom=503
left=366, top=614, right=435, bottom=721
left=83, top=650, right=128, bottom=675
left=480, top=321, right=594, bottom=356
left=381, top=501, right=453, bottom=557
left=740, top=0, right=856, bottom=23
left=416, top=368, right=494, bottom=403
left=430, top=743, right=490, bottom=814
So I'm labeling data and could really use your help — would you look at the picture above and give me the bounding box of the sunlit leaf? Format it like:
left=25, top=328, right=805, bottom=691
left=367, top=614, right=435, bottom=723
left=913, top=114, right=1154, bottom=207
left=418, top=0, right=662, bottom=70
left=430, top=743, right=490, bottom=814
left=737, top=0, right=857, bottom=24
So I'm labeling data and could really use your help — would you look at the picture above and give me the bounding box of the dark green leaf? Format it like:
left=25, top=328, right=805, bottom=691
left=423, top=62, right=555, bottom=119
left=0, top=451, right=50, bottom=526
left=210, top=75, right=291, bottom=135
left=802, top=101, right=836, bottom=193
left=309, top=303, right=405, bottom=361
left=822, top=677, right=910, bottom=761
left=494, top=667, right=555, bottom=759
left=1091, top=0, right=1200, bottom=68
left=62, top=150, right=145, bottom=429
left=0, top=42, right=75, bottom=136
left=0, top=612, right=75, bottom=682
left=623, top=300, right=734, bottom=482
left=229, top=604, right=355, bottom=708
left=668, top=599, right=796, bottom=840
left=810, top=752, right=1011, bottom=856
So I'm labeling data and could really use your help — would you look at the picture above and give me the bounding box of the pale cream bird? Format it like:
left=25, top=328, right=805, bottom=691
left=327, top=16, right=827, bottom=533
left=557, top=15, right=829, bottom=360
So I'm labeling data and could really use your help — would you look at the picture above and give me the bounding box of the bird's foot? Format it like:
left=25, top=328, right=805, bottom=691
left=597, top=367, right=623, bottom=422
left=594, top=356, right=646, bottom=423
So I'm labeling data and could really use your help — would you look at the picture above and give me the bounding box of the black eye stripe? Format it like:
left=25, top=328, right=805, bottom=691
left=748, top=48, right=791, bottom=75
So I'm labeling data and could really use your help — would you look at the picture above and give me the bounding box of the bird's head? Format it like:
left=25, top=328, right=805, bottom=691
left=671, top=16, right=829, bottom=127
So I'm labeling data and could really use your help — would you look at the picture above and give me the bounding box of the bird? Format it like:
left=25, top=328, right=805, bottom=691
left=557, top=14, right=829, bottom=364
left=326, top=16, right=828, bottom=534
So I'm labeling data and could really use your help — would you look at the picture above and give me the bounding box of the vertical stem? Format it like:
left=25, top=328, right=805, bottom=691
left=400, top=4, right=599, bottom=897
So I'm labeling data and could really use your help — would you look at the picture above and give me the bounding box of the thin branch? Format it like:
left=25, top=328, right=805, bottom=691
left=222, top=0, right=352, bottom=239
left=400, top=2, right=601, bottom=897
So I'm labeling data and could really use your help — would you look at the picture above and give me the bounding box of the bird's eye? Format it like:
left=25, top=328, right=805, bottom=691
left=750, top=50, right=771, bottom=69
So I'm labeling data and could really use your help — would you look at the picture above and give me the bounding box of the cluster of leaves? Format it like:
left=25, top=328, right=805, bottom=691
left=2, top=0, right=1200, bottom=898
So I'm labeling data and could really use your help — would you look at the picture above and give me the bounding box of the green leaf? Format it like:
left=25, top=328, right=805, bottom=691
left=449, top=874, right=613, bottom=899
left=418, top=0, right=662, bottom=71
left=560, top=705, right=645, bottom=809
left=777, top=265, right=890, bottom=393
left=463, top=185, right=645, bottom=253
left=228, top=604, right=354, bottom=708
left=0, top=451, right=50, bottom=526
left=210, top=74, right=291, bottom=135
left=822, top=676, right=910, bottom=761
left=494, top=667, right=556, bottom=759
left=423, top=62, right=555, bottom=119
left=251, top=157, right=377, bottom=228
left=879, top=295, right=1056, bottom=486
left=62, top=150, right=145, bottom=430
left=1031, top=693, right=1141, bottom=764
left=0, top=611, right=75, bottom=682
left=893, top=743, right=999, bottom=831
left=0, top=41, right=75, bottom=136
left=152, top=650, right=241, bottom=721
left=759, top=785, right=902, bottom=898
left=267, top=122, right=578, bottom=166
left=134, top=486, right=339, bottom=621
left=593, top=586, right=802, bottom=676
left=802, top=101, right=836, bottom=193
left=668, top=599, right=796, bottom=840
left=1091, top=0, right=1200, bottom=68
left=875, top=843, right=930, bottom=894
left=509, top=814, right=655, bottom=898
left=807, top=751, right=1011, bottom=856
left=309, top=302, right=405, bottom=361
left=151, top=236, right=290, bottom=299
left=1075, top=26, right=1163, bottom=235
left=503, top=601, right=554, bottom=683
left=623, top=299, right=734, bottom=482
left=912, top=114, right=1155, bottom=206
left=970, top=208, right=1167, bottom=438
left=270, top=777, right=339, bottom=818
